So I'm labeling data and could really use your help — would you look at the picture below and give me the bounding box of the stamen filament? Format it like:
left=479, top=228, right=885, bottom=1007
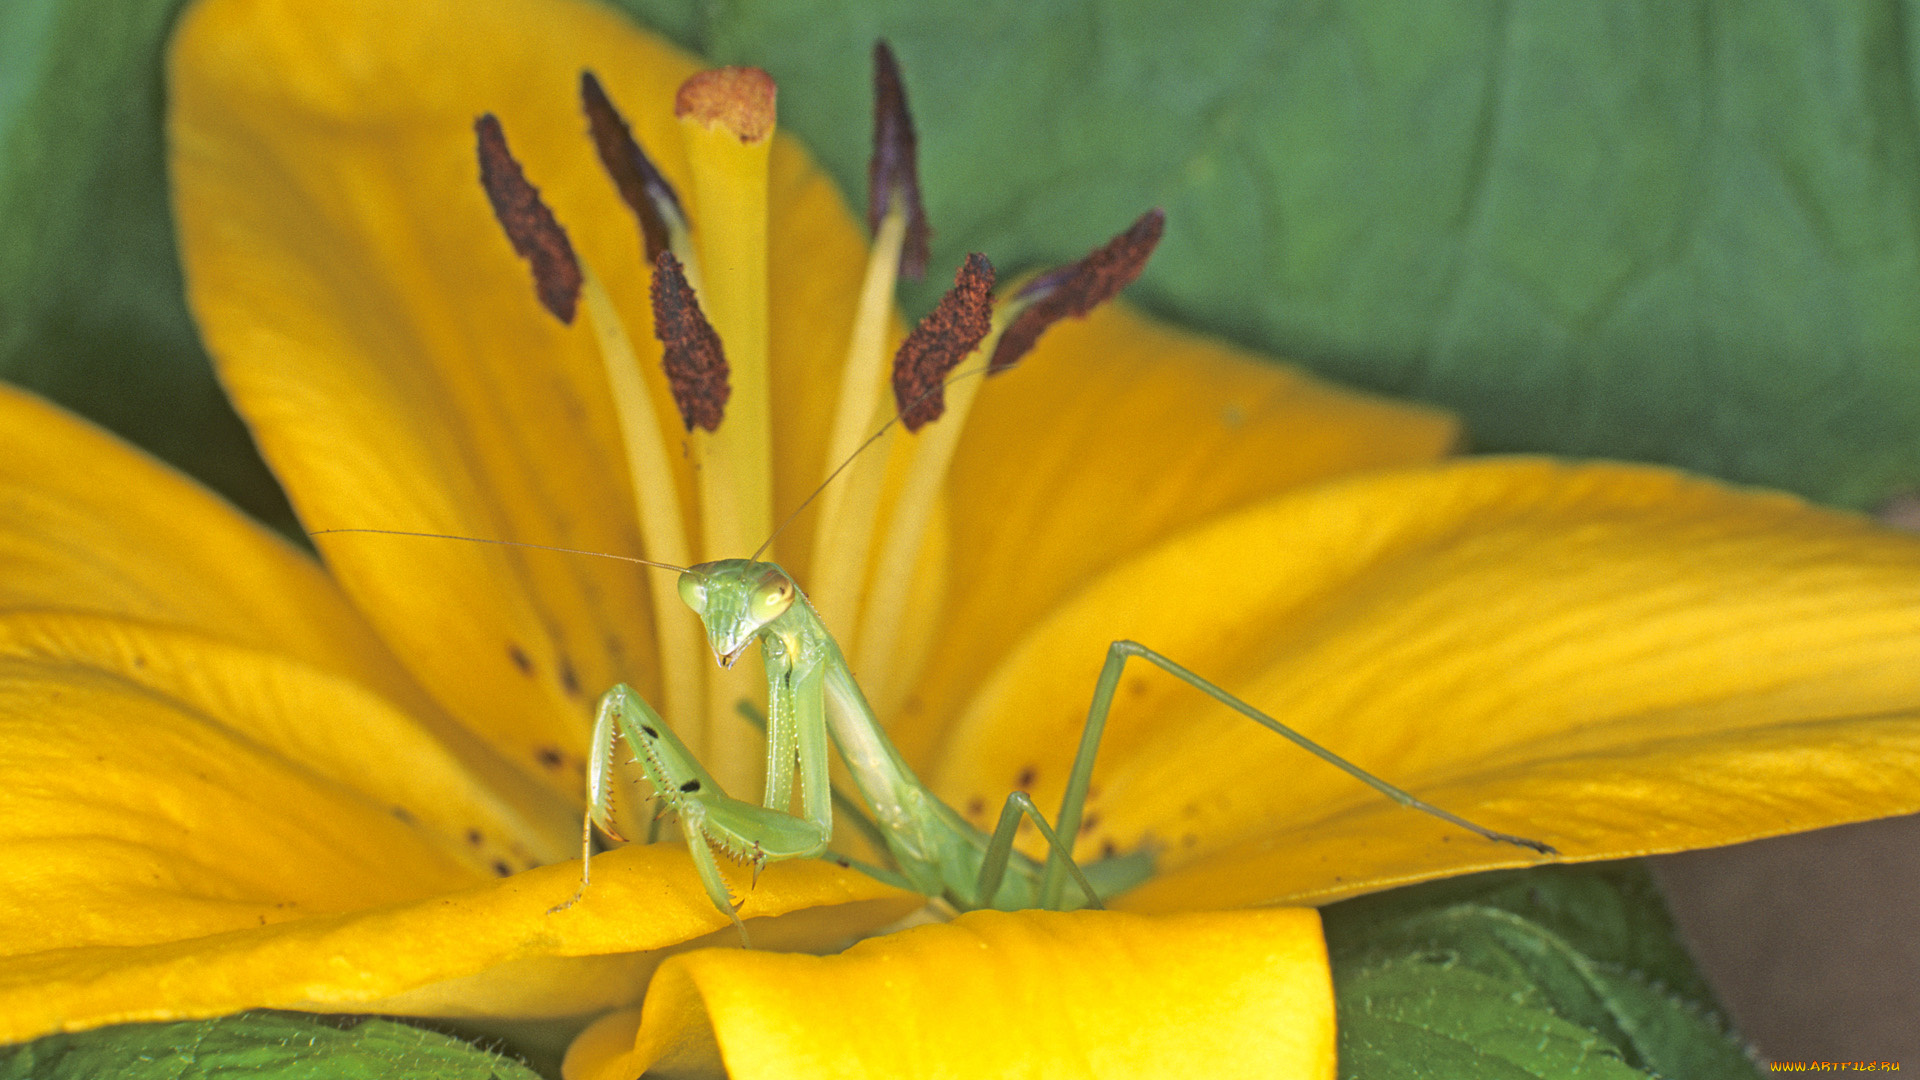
left=853, top=313, right=1009, bottom=690
left=578, top=267, right=705, bottom=751
left=806, top=207, right=909, bottom=635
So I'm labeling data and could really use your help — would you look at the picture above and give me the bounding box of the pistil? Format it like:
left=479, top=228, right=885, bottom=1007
left=675, top=67, right=776, bottom=566
left=675, top=67, right=779, bottom=790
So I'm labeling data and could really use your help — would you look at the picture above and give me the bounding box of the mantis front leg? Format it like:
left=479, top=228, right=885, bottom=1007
left=557, top=684, right=829, bottom=944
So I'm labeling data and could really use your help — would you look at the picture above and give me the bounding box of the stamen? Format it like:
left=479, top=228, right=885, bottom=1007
left=802, top=210, right=906, bottom=633
left=580, top=71, right=694, bottom=271
left=475, top=114, right=582, bottom=323
left=892, top=253, right=995, bottom=431
left=990, top=208, right=1165, bottom=372
left=869, top=40, right=930, bottom=280
left=578, top=267, right=704, bottom=744
left=854, top=257, right=1002, bottom=683
left=806, top=41, right=931, bottom=634
left=650, top=250, right=730, bottom=432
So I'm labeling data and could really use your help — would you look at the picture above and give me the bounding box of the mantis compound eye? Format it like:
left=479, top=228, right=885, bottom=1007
left=750, top=574, right=796, bottom=622
left=677, top=572, right=709, bottom=615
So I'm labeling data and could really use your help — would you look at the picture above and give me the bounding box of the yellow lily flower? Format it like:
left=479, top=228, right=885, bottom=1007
left=3, top=0, right=1920, bottom=1075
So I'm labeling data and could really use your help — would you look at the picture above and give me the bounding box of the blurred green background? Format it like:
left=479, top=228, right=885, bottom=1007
left=6, top=0, right=1920, bottom=531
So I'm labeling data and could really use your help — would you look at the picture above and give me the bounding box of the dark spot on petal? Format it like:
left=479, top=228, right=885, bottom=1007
left=1100, top=840, right=1119, bottom=859
left=558, top=656, right=582, bottom=697
left=467, top=829, right=484, bottom=847
left=537, top=745, right=566, bottom=770
left=1180, top=833, right=1198, bottom=849
left=507, top=643, right=534, bottom=675
left=492, top=860, right=513, bottom=877
left=1126, top=677, right=1149, bottom=698
left=389, top=805, right=415, bottom=825
left=1079, top=812, right=1102, bottom=836
left=1182, top=801, right=1201, bottom=819
left=1014, top=766, right=1036, bottom=791
left=966, top=797, right=986, bottom=818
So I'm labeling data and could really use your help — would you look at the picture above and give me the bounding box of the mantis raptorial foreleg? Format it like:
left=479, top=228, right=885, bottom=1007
left=554, top=683, right=828, bottom=943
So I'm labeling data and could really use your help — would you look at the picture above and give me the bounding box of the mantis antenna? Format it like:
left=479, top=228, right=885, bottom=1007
left=305, top=528, right=689, bottom=573
left=748, top=363, right=988, bottom=562
left=308, top=362, right=984, bottom=570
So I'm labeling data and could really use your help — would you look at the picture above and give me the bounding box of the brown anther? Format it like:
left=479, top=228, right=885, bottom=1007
left=474, top=114, right=582, bottom=324
left=892, top=253, right=994, bottom=432
left=581, top=70, right=684, bottom=262
left=989, top=208, right=1165, bottom=373
left=675, top=67, right=776, bottom=143
left=650, top=250, right=730, bottom=431
left=870, top=40, right=931, bottom=280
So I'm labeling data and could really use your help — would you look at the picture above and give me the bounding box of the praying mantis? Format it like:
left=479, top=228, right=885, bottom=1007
left=564, top=553, right=1557, bottom=942
left=356, top=52, right=1557, bottom=944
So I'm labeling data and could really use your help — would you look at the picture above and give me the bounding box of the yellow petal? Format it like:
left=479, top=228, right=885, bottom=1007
left=0, top=835, right=912, bottom=1042
left=933, top=458, right=1920, bottom=908
left=564, top=907, right=1332, bottom=1080
left=0, top=382, right=575, bottom=852
left=0, top=383, right=423, bottom=716
left=169, top=0, right=869, bottom=797
left=0, top=623, right=483, bottom=943
left=896, top=305, right=1457, bottom=765
left=0, top=592, right=912, bottom=1040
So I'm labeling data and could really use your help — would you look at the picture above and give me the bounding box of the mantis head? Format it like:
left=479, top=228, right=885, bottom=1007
left=678, top=560, right=799, bottom=667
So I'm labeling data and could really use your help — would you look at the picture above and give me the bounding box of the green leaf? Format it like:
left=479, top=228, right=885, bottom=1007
left=0, top=1012, right=545, bottom=1080
left=659, top=0, right=1920, bottom=508
left=1325, top=863, right=1762, bottom=1080
left=1337, top=960, right=1654, bottom=1080
left=0, top=0, right=293, bottom=533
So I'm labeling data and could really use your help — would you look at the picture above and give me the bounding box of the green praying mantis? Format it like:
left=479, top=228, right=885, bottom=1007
left=330, top=414, right=1556, bottom=947
left=334, top=53, right=1557, bottom=944
left=560, top=548, right=1557, bottom=942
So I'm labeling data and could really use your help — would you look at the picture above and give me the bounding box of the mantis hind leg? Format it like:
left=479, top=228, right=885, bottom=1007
left=975, top=792, right=1103, bottom=911
left=1039, top=640, right=1557, bottom=908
